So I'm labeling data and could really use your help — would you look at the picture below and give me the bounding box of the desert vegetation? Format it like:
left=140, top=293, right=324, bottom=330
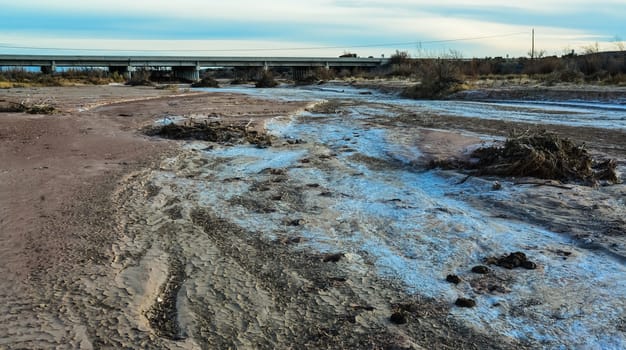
left=381, top=49, right=626, bottom=83
left=402, top=56, right=465, bottom=98
left=0, top=68, right=125, bottom=88
left=383, top=49, right=626, bottom=99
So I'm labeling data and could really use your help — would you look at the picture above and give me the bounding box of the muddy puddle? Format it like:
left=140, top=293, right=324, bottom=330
left=114, top=86, right=626, bottom=349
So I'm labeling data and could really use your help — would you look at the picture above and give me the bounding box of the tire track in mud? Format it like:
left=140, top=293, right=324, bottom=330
left=145, top=245, right=187, bottom=341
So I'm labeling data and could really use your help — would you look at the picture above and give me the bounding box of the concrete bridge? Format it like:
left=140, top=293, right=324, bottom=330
left=0, top=55, right=389, bottom=81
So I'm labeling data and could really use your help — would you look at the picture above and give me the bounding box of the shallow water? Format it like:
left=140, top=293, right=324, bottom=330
left=199, top=85, right=626, bottom=130
left=182, top=86, right=626, bottom=348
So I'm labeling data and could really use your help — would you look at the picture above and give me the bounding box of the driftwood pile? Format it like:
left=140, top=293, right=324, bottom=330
left=0, top=101, right=57, bottom=114
left=468, top=130, right=619, bottom=185
left=146, top=119, right=272, bottom=147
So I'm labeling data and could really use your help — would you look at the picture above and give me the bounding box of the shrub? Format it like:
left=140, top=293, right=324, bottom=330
left=314, top=67, right=335, bottom=81
left=523, top=56, right=562, bottom=75
left=402, top=58, right=463, bottom=99
left=389, top=50, right=411, bottom=65
left=603, top=73, right=626, bottom=85
left=191, top=77, right=219, bottom=88
left=255, top=71, right=278, bottom=88
left=126, top=69, right=153, bottom=86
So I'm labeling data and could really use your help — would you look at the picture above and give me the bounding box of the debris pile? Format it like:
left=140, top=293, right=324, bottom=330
left=0, top=100, right=57, bottom=114
left=146, top=119, right=272, bottom=147
left=470, top=130, right=619, bottom=185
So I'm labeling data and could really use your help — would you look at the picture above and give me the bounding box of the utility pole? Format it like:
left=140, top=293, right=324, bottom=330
left=531, top=28, right=535, bottom=59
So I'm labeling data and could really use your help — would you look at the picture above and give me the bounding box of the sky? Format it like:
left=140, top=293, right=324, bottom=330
left=0, top=0, right=624, bottom=58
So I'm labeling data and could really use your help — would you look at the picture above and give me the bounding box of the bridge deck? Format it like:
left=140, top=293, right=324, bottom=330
left=0, top=55, right=388, bottom=68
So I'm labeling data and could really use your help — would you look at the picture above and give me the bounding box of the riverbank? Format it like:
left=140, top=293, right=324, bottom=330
left=1, top=84, right=625, bottom=349
left=339, top=77, right=626, bottom=102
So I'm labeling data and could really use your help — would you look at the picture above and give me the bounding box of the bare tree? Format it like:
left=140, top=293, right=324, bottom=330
left=582, top=42, right=600, bottom=55
left=528, top=49, right=546, bottom=58
left=614, top=36, right=625, bottom=51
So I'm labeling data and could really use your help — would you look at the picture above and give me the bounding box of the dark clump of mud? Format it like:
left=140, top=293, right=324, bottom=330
left=471, top=265, right=490, bottom=274
left=446, top=274, right=461, bottom=284
left=389, top=311, right=408, bottom=325
left=145, top=120, right=272, bottom=147
left=468, top=130, right=619, bottom=186
left=455, top=298, right=476, bottom=308
left=485, top=252, right=538, bottom=270
left=322, top=253, right=344, bottom=263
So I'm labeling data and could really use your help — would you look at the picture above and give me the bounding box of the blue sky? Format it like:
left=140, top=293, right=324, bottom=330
left=0, top=0, right=624, bottom=57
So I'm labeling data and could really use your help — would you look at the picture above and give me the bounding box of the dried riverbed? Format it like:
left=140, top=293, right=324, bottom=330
left=111, top=85, right=626, bottom=349
left=1, top=84, right=625, bottom=349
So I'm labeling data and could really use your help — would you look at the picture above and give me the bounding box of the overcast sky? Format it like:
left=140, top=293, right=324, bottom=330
left=0, top=0, right=624, bottom=57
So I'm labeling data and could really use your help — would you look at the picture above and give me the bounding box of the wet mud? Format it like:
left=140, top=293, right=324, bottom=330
left=3, top=85, right=625, bottom=349
left=112, top=90, right=625, bottom=348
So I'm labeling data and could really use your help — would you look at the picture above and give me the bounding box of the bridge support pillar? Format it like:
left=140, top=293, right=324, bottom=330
left=40, top=61, right=56, bottom=74
left=172, top=66, right=200, bottom=82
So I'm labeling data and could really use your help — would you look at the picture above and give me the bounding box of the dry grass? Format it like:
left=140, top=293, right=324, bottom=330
left=0, top=68, right=124, bottom=87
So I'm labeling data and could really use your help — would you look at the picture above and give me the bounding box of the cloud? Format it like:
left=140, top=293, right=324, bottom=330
left=5, top=1, right=351, bottom=22
left=1, top=1, right=623, bottom=57
left=0, top=33, right=355, bottom=57
left=335, top=0, right=626, bottom=15
left=375, top=15, right=606, bottom=55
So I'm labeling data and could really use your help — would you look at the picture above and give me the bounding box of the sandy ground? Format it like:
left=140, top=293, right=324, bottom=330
left=0, top=86, right=317, bottom=349
left=1, top=84, right=625, bottom=349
